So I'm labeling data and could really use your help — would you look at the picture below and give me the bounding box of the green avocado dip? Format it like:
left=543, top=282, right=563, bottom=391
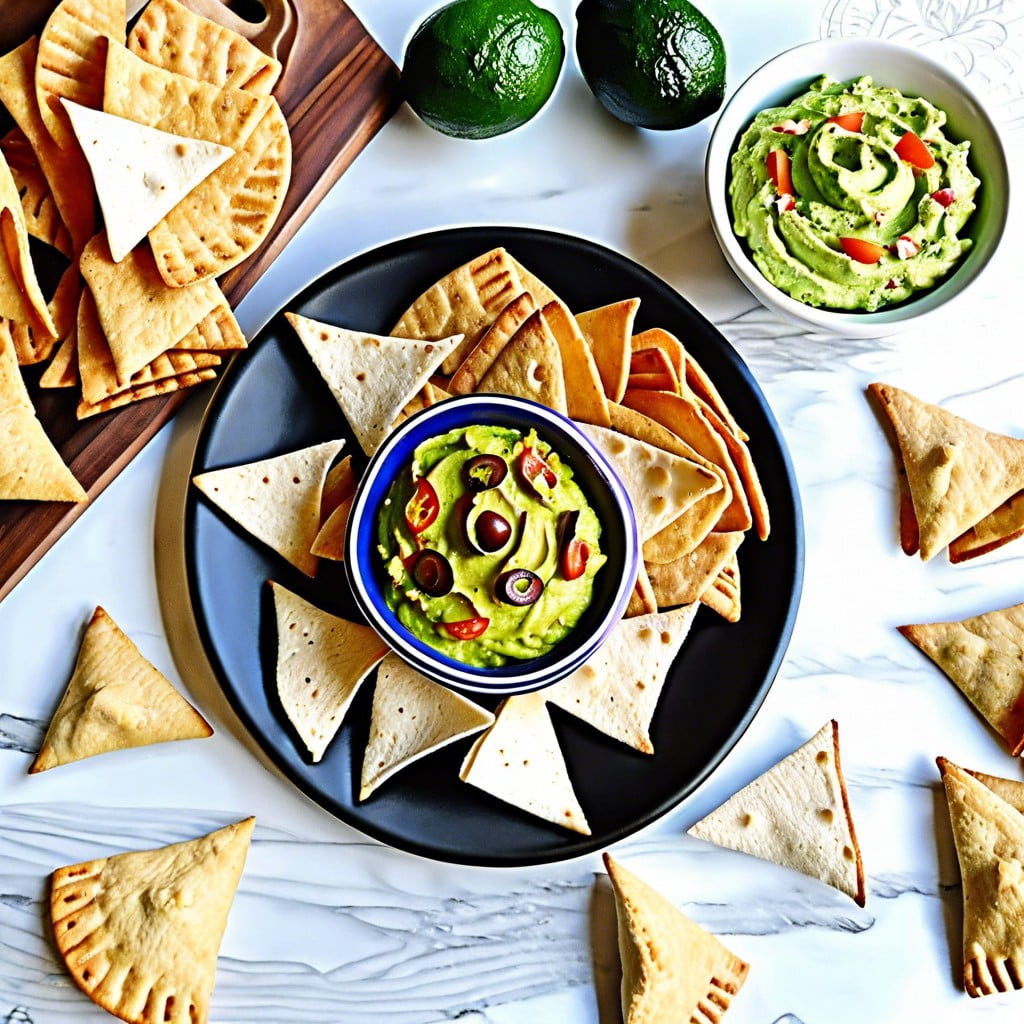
left=377, top=424, right=607, bottom=668
left=729, top=75, right=980, bottom=311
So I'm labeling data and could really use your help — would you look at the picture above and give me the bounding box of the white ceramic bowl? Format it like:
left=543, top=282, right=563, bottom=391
left=705, top=37, right=1010, bottom=336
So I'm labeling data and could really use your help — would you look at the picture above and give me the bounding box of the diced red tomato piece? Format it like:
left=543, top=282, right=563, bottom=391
left=443, top=617, right=489, bottom=641
left=826, top=111, right=865, bottom=132
left=560, top=538, right=591, bottom=581
left=766, top=149, right=793, bottom=196
left=404, top=477, right=440, bottom=534
left=894, top=131, right=935, bottom=169
left=839, top=237, right=887, bottom=264
left=519, top=446, right=558, bottom=492
left=930, top=187, right=956, bottom=208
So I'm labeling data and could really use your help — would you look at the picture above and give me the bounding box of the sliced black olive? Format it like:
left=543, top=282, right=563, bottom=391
left=496, top=568, right=544, bottom=606
left=557, top=509, right=580, bottom=547
left=463, top=453, right=508, bottom=492
left=410, top=549, right=453, bottom=597
left=472, top=510, right=512, bottom=553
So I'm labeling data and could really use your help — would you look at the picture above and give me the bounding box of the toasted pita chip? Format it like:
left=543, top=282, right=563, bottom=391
left=0, top=127, right=72, bottom=256
left=284, top=312, right=460, bottom=455
left=460, top=691, right=590, bottom=835
left=631, top=327, right=685, bottom=378
left=688, top=720, right=866, bottom=906
left=899, top=602, right=1024, bottom=755
left=950, top=490, right=1024, bottom=563
left=129, top=0, right=282, bottom=94
left=192, top=438, right=345, bottom=576
left=476, top=307, right=567, bottom=413
left=700, top=554, right=741, bottom=623
left=447, top=290, right=536, bottom=394
left=270, top=581, right=387, bottom=763
left=30, top=606, right=211, bottom=772
left=309, top=494, right=353, bottom=561
left=391, top=247, right=524, bottom=373
left=39, top=332, right=78, bottom=388
left=625, top=559, right=657, bottom=618
left=319, top=453, right=355, bottom=522
left=686, top=350, right=748, bottom=441
left=8, top=263, right=80, bottom=367
left=51, top=816, right=253, bottom=1024
left=647, top=532, right=745, bottom=609
left=541, top=298, right=611, bottom=427
left=77, top=364, right=219, bottom=418
left=869, top=382, right=1024, bottom=562
left=937, top=757, right=1024, bottom=997
left=359, top=652, right=494, bottom=800
left=0, top=331, right=85, bottom=501
left=576, top=298, right=639, bottom=404
left=545, top=604, right=698, bottom=753
left=35, top=0, right=125, bottom=150
left=63, top=99, right=234, bottom=263
left=603, top=854, right=750, bottom=1024
left=578, top=421, right=722, bottom=542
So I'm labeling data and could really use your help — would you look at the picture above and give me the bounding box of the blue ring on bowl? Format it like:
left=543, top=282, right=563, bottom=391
left=345, top=393, right=639, bottom=696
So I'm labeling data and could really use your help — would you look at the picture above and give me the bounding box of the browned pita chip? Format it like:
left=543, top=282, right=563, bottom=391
left=647, top=531, right=745, bottom=609
left=447, top=290, right=536, bottom=394
left=950, top=490, right=1024, bottom=563
left=541, top=297, right=611, bottom=427
left=624, top=558, right=657, bottom=617
left=7, top=264, right=80, bottom=367
left=0, top=127, right=72, bottom=256
left=630, top=326, right=685, bottom=380
left=576, top=298, right=639, bottom=403
left=700, top=554, right=741, bottom=623
left=39, top=331, right=78, bottom=388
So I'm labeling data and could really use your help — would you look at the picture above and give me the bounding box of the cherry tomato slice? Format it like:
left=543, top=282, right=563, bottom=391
left=443, top=616, right=489, bottom=641
left=405, top=477, right=439, bottom=534
left=930, top=187, right=956, bottom=208
left=894, top=130, right=935, bottom=170
left=765, top=149, right=793, bottom=196
left=826, top=111, right=865, bottom=132
left=560, top=538, right=591, bottom=581
left=519, top=447, right=558, bottom=493
left=839, top=236, right=886, bottom=264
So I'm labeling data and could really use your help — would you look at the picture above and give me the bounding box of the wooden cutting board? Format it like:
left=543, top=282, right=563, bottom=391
left=0, top=0, right=401, bottom=602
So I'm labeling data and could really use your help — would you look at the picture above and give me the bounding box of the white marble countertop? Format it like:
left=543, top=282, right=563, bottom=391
left=3, top=1, right=1024, bottom=1021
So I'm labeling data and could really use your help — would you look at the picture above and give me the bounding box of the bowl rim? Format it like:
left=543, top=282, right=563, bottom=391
left=344, top=392, right=640, bottom=695
left=705, top=35, right=1011, bottom=336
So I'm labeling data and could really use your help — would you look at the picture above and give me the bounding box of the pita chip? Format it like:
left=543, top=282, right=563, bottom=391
left=603, top=853, right=749, bottom=1024
left=192, top=438, right=345, bottom=576
left=624, top=558, right=657, bottom=618
left=30, top=606, right=211, bottom=773
left=63, top=99, right=234, bottom=262
left=950, top=490, right=1024, bottom=563
left=51, top=816, right=253, bottom=1024
left=359, top=652, right=494, bottom=800
left=647, top=531, right=745, bottom=610
left=688, top=720, right=866, bottom=906
left=700, top=554, right=741, bottom=623
left=271, top=582, right=388, bottom=763
left=576, top=298, right=639, bottom=403
left=937, top=757, right=1024, bottom=997
left=460, top=691, right=590, bottom=835
left=476, top=308, right=567, bottom=413
left=284, top=312, right=460, bottom=455
left=899, top=602, right=1024, bottom=756
left=447, top=290, right=536, bottom=395
left=869, top=382, right=1024, bottom=561
left=631, top=327, right=686, bottom=379
left=541, top=298, right=611, bottom=427
left=544, top=604, right=699, bottom=753
left=0, top=126, right=72, bottom=257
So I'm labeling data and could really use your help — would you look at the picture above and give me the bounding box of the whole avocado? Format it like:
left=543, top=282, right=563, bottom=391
left=575, top=0, right=726, bottom=130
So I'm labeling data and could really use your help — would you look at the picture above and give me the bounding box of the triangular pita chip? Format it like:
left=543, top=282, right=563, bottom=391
left=700, top=554, right=741, bottom=623
left=688, top=720, right=866, bottom=906
left=359, top=652, right=494, bottom=800
left=899, top=602, right=1024, bottom=755
left=603, top=853, right=750, bottom=1024
left=192, top=438, right=345, bottom=576
left=460, top=691, right=590, bottom=834
left=6, top=262, right=81, bottom=368
left=937, top=757, right=1024, bottom=997
left=0, top=125, right=72, bottom=257
left=30, top=606, right=212, bottom=772
left=578, top=421, right=722, bottom=541
left=576, top=298, right=639, bottom=403
left=270, top=582, right=388, bottom=762
left=647, top=531, right=745, bottom=609
left=284, top=312, right=460, bottom=455
left=631, top=327, right=685, bottom=379
left=624, top=558, right=657, bottom=618
left=869, top=382, right=1024, bottom=561
left=545, top=605, right=698, bottom=753
left=476, top=307, right=567, bottom=413
left=51, top=816, right=253, bottom=1024
left=540, top=298, right=611, bottom=427
left=448, top=290, right=536, bottom=395
left=950, top=490, right=1024, bottom=563
left=63, top=99, right=234, bottom=262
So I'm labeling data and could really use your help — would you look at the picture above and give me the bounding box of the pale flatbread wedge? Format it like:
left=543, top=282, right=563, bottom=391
left=460, top=691, right=590, bottom=835
left=544, top=604, right=698, bottom=753
left=899, top=602, right=1024, bottom=755
left=391, top=247, right=524, bottom=373
left=51, top=816, right=253, bottom=1024
left=359, top=652, right=494, bottom=800
left=270, top=582, right=388, bottom=762
left=447, top=290, right=536, bottom=395
left=284, top=312, right=460, bottom=455
left=576, top=298, right=640, bottom=404
left=603, top=853, right=750, bottom=1024
left=541, top=298, right=611, bottom=427
left=475, top=307, right=567, bottom=413
left=869, top=382, right=1024, bottom=561
left=937, top=757, right=1024, bottom=997
left=192, top=438, right=345, bottom=576
left=30, top=606, right=211, bottom=773
left=578, top=421, right=721, bottom=542
left=647, top=531, right=745, bottom=609
left=688, top=720, right=866, bottom=906
left=0, top=332, right=85, bottom=501
left=63, top=99, right=234, bottom=263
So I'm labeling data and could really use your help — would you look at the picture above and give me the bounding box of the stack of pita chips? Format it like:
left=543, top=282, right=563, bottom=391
left=937, top=757, right=1024, bottom=997
left=51, top=816, right=254, bottom=1024
left=602, top=853, right=750, bottom=1024
left=30, top=605, right=211, bottom=772
left=687, top=721, right=867, bottom=906
left=899, top=602, right=1024, bottom=756
left=870, top=382, right=1024, bottom=562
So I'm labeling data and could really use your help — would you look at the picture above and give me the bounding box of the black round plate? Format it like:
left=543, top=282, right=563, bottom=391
left=185, top=225, right=804, bottom=866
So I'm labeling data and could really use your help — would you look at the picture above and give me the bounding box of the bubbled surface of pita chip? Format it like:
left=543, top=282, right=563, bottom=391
left=50, top=816, right=254, bottom=1024
left=687, top=720, right=866, bottom=906
left=603, top=854, right=750, bottom=1024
